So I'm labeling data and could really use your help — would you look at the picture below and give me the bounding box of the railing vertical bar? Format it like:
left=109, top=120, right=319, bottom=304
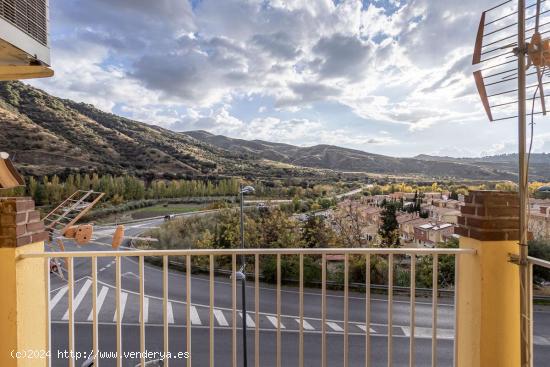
left=139, top=256, right=146, bottom=367
left=210, top=254, right=215, bottom=367
left=322, top=253, right=327, bottom=367
left=453, top=256, right=459, bottom=367
left=163, top=256, right=169, bottom=367
left=529, top=262, right=534, bottom=366
left=366, top=255, right=371, bottom=367
left=409, top=254, right=416, bottom=367
left=299, top=253, right=304, bottom=367
left=45, top=257, right=51, bottom=367
left=276, top=253, right=282, bottom=367
left=68, top=257, right=75, bottom=367
left=186, top=255, right=192, bottom=367
left=387, top=254, right=394, bottom=367
left=255, top=254, right=260, bottom=367
left=432, top=254, right=439, bottom=367
left=115, top=256, right=122, bottom=367
left=232, top=254, right=237, bottom=367
left=344, top=253, right=349, bottom=367
left=92, top=257, right=99, bottom=367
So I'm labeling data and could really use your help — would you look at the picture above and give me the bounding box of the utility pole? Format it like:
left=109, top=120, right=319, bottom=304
left=238, top=184, right=254, bottom=367
left=240, top=184, right=248, bottom=367
left=517, top=0, right=531, bottom=365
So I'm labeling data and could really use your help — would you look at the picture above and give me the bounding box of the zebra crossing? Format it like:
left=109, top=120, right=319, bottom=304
left=49, top=278, right=550, bottom=345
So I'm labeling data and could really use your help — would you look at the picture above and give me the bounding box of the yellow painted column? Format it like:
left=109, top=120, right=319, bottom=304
left=455, top=191, right=521, bottom=367
left=0, top=198, right=49, bottom=367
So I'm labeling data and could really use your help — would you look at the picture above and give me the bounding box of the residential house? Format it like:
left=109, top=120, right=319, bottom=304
left=422, top=192, right=442, bottom=202
left=398, top=216, right=431, bottom=244
left=413, top=222, right=455, bottom=248
left=425, top=206, right=461, bottom=225
left=529, top=205, right=550, bottom=240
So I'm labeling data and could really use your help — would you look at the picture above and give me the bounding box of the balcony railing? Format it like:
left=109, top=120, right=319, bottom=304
left=20, top=247, right=477, bottom=367
left=528, top=255, right=550, bottom=363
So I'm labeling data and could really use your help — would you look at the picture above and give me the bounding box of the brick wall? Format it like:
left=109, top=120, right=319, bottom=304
left=0, top=197, right=48, bottom=247
left=456, top=190, right=521, bottom=241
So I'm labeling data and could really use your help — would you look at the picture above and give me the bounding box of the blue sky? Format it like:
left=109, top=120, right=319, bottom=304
left=28, top=0, right=550, bottom=157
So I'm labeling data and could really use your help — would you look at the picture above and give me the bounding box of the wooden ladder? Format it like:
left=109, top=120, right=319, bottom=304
left=43, top=190, right=105, bottom=239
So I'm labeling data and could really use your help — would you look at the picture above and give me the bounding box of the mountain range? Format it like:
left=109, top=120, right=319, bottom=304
left=0, top=80, right=548, bottom=181
left=184, top=131, right=550, bottom=181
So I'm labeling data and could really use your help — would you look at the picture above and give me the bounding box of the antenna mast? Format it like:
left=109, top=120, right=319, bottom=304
left=517, top=0, right=531, bottom=365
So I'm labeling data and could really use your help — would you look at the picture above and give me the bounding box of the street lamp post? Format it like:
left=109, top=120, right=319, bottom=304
left=238, top=184, right=254, bottom=367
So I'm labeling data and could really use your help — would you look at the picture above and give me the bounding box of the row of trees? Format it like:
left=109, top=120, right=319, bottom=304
left=1, top=173, right=352, bottom=209
left=364, top=181, right=550, bottom=197
left=15, top=174, right=241, bottom=206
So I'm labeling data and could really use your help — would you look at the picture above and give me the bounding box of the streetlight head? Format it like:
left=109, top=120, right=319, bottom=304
left=240, top=186, right=255, bottom=194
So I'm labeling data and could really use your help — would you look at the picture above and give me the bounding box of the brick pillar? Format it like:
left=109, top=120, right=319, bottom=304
left=455, top=190, right=521, bottom=367
left=0, top=197, right=48, bottom=367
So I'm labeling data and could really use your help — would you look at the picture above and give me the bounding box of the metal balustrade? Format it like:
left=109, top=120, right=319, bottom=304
left=20, top=248, right=477, bottom=367
left=528, top=255, right=550, bottom=364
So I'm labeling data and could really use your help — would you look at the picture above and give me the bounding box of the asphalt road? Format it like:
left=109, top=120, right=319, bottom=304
left=47, top=217, right=550, bottom=366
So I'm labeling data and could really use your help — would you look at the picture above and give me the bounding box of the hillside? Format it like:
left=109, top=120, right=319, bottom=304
left=1, top=81, right=546, bottom=181
left=414, top=153, right=550, bottom=181
left=0, top=82, right=314, bottom=179
left=184, top=131, right=537, bottom=180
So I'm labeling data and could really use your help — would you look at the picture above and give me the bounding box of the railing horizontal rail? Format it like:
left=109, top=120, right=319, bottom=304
left=21, top=247, right=476, bottom=259
left=528, top=256, right=550, bottom=269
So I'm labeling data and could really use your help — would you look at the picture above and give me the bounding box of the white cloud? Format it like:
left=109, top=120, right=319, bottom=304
left=31, top=0, right=550, bottom=157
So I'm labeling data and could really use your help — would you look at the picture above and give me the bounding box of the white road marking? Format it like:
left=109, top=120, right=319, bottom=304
left=63, top=279, right=92, bottom=320
left=87, top=286, right=109, bottom=321
left=167, top=302, right=174, bottom=324
left=134, top=223, right=160, bottom=229
left=326, top=322, right=344, bottom=332
left=190, top=306, right=201, bottom=325
left=240, top=312, right=256, bottom=328
left=86, top=276, right=454, bottom=330
left=105, top=263, right=112, bottom=268
left=122, top=272, right=139, bottom=279
left=356, top=324, right=376, bottom=333
left=400, top=326, right=454, bottom=340
left=99, top=267, right=107, bottom=272
left=49, top=286, right=68, bottom=311
left=213, top=309, right=228, bottom=326
left=92, top=229, right=116, bottom=239
left=113, top=292, right=128, bottom=322
left=295, top=319, right=314, bottom=330
left=267, top=316, right=286, bottom=329
left=141, top=297, right=149, bottom=323
left=534, top=336, right=550, bottom=346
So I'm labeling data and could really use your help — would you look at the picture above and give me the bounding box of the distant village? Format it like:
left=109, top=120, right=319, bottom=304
left=296, top=190, right=550, bottom=248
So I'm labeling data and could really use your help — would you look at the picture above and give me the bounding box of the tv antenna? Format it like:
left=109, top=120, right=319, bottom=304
left=472, top=1, right=550, bottom=365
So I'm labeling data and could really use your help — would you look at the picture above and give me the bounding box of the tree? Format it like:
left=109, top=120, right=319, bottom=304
left=449, top=191, right=459, bottom=200
left=378, top=202, right=400, bottom=247
left=332, top=200, right=369, bottom=248
left=529, top=239, right=550, bottom=283
left=301, top=215, right=335, bottom=248
left=417, top=238, right=458, bottom=288
left=495, top=181, right=518, bottom=192
left=318, top=197, right=333, bottom=210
